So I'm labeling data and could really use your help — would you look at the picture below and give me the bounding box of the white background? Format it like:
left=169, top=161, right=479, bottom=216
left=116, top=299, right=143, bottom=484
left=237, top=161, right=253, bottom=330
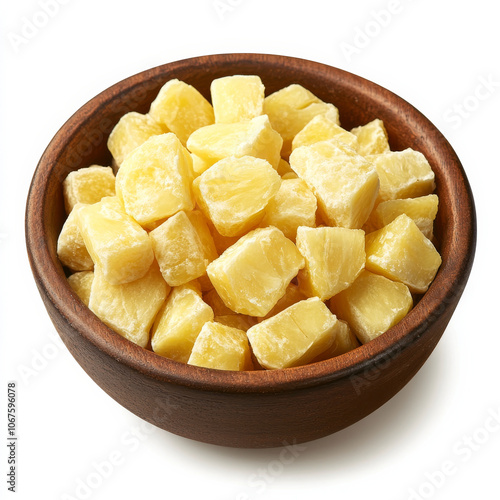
left=1, top=1, right=498, bottom=499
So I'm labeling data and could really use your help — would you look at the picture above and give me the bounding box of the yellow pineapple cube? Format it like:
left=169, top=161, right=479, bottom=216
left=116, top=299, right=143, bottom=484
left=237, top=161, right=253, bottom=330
left=115, top=133, right=194, bottom=226
left=67, top=270, right=94, bottom=307
left=149, top=210, right=217, bottom=286
left=57, top=203, right=93, bottom=271
left=330, top=270, right=413, bottom=344
left=187, top=114, right=283, bottom=170
left=191, top=154, right=212, bottom=177
left=263, top=84, right=339, bottom=158
left=149, top=79, right=214, bottom=145
left=89, top=262, right=169, bottom=348
left=187, top=322, right=253, bottom=371
left=77, top=196, right=154, bottom=285
left=368, top=194, right=439, bottom=240
left=260, top=178, right=317, bottom=240
left=203, top=288, right=237, bottom=316
left=292, top=114, right=358, bottom=151
left=107, top=112, right=166, bottom=166
left=151, top=285, right=214, bottom=362
left=289, top=140, right=379, bottom=228
left=296, top=226, right=365, bottom=300
left=210, top=75, right=264, bottom=124
left=193, top=155, right=281, bottom=237
left=247, top=297, right=337, bottom=369
left=365, top=214, right=442, bottom=293
left=312, top=320, right=360, bottom=362
left=63, top=165, right=115, bottom=214
left=260, top=283, right=307, bottom=321
left=207, top=226, right=305, bottom=317
left=368, top=149, right=436, bottom=203
left=351, top=118, right=390, bottom=156
left=214, top=315, right=257, bottom=332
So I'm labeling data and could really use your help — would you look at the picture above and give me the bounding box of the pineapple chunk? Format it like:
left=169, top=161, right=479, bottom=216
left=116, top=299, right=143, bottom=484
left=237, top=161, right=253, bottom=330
left=263, top=84, right=340, bottom=158
left=191, top=154, right=212, bottom=177
left=282, top=172, right=298, bottom=180
left=77, top=196, right=154, bottom=285
left=351, top=118, right=390, bottom=156
left=365, top=214, right=442, bottom=293
left=187, top=322, right=253, bottom=371
left=193, top=155, right=281, bottom=237
left=312, top=320, right=360, bottom=362
left=63, top=165, right=115, bottom=214
left=57, top=204, right=93, bottom=271
left=187, top=114, right=283, bottom=170
left=205, top=218, right=240, bottom=254
left=260, top=178, right=317, bottom=241
left=149, top=210, right=217, bottom=286
left=292, top=114, right=358, bottom=151
left=149, top=79, right=214, bottom=145
left=107, top=112, right=166, bottom=166
left=296, top=226, right=365, bottom=301
left=67, top=270, right=94, bottom=307
left=247, top=297, right=337, bottom=369
left=368, top=194, right=439, bottom=240
left=207, top=226, right=305, bottom=317
left=211, top=75, right=264, bottom=124
left=151, top=285, right=214, bottom=362
left=115, top=133, right=194, bottom=226
left=214, top=315, right=257, bottom=332
left=368, top=149, right=436, bottom=203
left=330, top=270, right=413, bottom=344
left=290, top=140, right=379, bottom=228
left=260, top=283, right=307, bottom=321
left=89, top=262, right=169, bottom=348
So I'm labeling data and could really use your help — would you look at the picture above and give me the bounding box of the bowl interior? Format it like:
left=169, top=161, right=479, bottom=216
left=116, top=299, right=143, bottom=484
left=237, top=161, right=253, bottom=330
left=27, top=53, right=476, bottom=393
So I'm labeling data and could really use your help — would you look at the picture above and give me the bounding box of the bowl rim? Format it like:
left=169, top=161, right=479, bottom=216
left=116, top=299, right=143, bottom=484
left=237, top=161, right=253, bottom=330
left=26, top=53, right=476, bottom=394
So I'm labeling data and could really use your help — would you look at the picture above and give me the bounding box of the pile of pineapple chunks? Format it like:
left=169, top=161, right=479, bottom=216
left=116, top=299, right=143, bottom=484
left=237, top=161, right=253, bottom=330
left=57, top=75, right=442, bottom=371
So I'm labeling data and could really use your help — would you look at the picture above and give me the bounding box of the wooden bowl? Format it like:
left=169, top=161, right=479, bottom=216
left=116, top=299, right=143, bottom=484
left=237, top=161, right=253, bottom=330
left=25, top=54, right=476, bottom=448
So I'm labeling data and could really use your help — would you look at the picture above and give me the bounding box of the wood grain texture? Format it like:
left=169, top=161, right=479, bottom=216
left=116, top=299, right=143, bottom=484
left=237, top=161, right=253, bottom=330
left=25, top=54, right=476, bottom=448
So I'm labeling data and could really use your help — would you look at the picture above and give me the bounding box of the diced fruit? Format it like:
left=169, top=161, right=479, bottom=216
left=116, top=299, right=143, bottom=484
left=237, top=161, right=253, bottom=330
left=63, top=165, right=115, bottom=214
left=191, top=154, right=212, bottom=177
left=247, top=297, right=337, bottom=369
left=367, top=194, right=439, bottom=239
left=351, top=118, right=390, bottom=156
left=292, top=114, right=358, bottom=151
left=214, top=315, right=257, bottom=332
left=187, top=114, right=283, bottom=170
left=365, top=214, right=442, bottom=293
left=330, top=270, right=413, bottom=344
left=151, top=285, right=214, bottom=362
left=312, top=320, right=360, bottom=362
left=183, top=279, right=202, bottom=296
left=296, top=226, right=365, bottom=300
left=282, top=172, right=298, bottom=180
left=67, top=271, right=94, bottom=307
left=149, top=210, right=217, bottom=286
left=207, top=226, right=305, bottom=317
left=368, top=149, right=436, bottom=203
left=211, top=75, right=264, bottom=124
left=115, top=133, right=194, bottom=226
left=264, top=84, right=340, bottom=158
left=290, top=140, right=379, bottom=228
left=89, top=262, right=169, bottom=348
left=77, top=196, right=154, bottom=285
left=57, top=203, right=93, bottom=271
left=277, top=158, right=293, bottom=177
left=193, top=155, right=281, bottom=237
left=107, top=112, right=166, bottom=166
left=205, top=219, right=240, bottom=254
left=187, top=322, right=253, bottom=371
left=149, top=79, right=214, bottom=145
left=260, top=178, right=317, bottom=241
left=260, top=283, right=307, bottom=321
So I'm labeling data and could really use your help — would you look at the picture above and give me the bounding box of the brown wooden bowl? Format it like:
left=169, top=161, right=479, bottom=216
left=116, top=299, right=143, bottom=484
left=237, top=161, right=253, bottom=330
left=25, top=54, right=476, bottom=448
